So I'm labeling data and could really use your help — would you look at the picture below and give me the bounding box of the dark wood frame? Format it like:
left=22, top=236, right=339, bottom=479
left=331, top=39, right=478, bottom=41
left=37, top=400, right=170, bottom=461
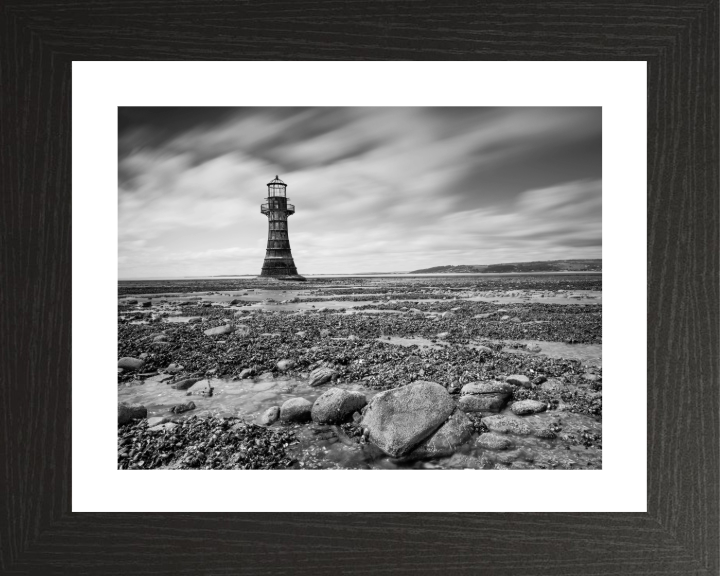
left=1, top=2, right=717, bottom=574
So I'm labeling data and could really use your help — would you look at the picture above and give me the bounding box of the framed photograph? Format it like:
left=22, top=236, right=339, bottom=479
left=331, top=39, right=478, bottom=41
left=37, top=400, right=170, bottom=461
left=3, top=3, right=717, bottom=575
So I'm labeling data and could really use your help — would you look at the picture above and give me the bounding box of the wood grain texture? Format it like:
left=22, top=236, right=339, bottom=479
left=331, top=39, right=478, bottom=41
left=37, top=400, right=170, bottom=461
left=0, top=1, right=717, bottom=574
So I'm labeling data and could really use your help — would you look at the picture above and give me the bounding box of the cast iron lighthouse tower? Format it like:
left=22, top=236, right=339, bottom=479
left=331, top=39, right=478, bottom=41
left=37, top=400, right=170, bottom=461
left=259, top=176, right=305, bottom=280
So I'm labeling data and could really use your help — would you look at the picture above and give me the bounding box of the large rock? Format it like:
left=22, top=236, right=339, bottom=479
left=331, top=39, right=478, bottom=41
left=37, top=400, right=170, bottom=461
left=170, top=401, right=196, bottom=414
left=311, top=388, right=367, bottom=424
left=360, top=381, right=455, bottom=457
left=308, top=366, right=337, bottom=387
left=118, top=402, right=147, bottom=426
left=481, top=414, right=533, bottom=436
left=204, top=324, right=234, bottom=337
left=506, top=374, right=531, bottom=388
left=280, top=398, right=312, bottom=423
left=171, top=377, right=203, bottom=390
left=510, top=400, right=547, bottom=415
left=408, top=409, right=473, bottom=459
left=477, top=432, right=514, bottom=450
left=118, top=357, right=144, bottom=371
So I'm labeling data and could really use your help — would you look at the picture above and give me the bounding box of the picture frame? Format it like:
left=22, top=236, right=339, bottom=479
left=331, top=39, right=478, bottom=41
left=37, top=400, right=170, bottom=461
left=2, top=1, right=717, bottom=574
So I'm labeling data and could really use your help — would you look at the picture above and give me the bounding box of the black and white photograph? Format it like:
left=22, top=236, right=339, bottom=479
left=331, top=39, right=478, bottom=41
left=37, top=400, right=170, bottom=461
left=117, top=106, right=602, bottom=471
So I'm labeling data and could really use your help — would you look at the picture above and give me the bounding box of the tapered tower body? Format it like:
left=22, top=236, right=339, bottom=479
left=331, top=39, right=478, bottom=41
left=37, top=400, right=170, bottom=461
left=259, top=176, right=305, bottom=280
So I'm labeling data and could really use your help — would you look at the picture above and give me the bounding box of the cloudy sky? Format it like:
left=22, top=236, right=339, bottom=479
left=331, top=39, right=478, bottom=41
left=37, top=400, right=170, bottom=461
left=118, top=107, right=601, bottom=278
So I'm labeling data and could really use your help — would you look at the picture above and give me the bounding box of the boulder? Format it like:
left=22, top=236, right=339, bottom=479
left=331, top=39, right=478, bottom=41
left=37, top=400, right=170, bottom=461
left=308, top=366, right=337, bottom=387
left=311, top=388, right=367, bottom=424
left=277, top=359, right=295, bottom=372
left=204, top=324, right=234, bottom=337
left=481, top=414, right=533, bottom=436
left=408, top=409, right=473, bottom=459
left=477, top=432, right=514, bottom=450
left=259, top=406, right=280, bottom=426
left=280, top=398, right=312, bottom=423
left=118, top=357, right=144, bottom=371
left=506, top=374, right=531, bottom=388
left=187, top=317, right=202, bottom=323
left=360, top=381, right=455, bottom=457
left=510, top=400, right=547, bottom=416
left=171, top=377, right=203, bottom=390
left=118, top=402, right=147, bottom=426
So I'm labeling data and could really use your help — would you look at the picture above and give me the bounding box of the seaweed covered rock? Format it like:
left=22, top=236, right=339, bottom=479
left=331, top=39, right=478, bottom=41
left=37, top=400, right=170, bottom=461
left=361, top=381, right=455, bottom=457
left=311, top=388, right=367, bottom=424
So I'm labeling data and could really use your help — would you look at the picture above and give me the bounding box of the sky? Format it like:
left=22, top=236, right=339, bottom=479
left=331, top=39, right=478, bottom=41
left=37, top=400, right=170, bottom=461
left=118, top=107, right=601, bottom=278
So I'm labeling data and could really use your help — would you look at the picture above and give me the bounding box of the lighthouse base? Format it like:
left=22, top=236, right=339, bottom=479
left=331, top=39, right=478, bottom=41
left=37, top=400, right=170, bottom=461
left=260, top=259, right=305, bottom=281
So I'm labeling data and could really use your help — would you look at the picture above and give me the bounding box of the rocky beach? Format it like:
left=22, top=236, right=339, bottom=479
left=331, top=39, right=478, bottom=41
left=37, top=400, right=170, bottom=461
left=118, top=274, right=602, bottom=470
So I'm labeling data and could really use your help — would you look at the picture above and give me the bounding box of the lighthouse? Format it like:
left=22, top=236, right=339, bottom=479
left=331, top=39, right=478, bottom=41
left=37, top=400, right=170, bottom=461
left=259, top=176, right=305, bottom=280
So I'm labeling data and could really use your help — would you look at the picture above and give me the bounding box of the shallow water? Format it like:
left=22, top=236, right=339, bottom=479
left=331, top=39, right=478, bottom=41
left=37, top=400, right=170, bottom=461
left=119, top=374, right=600, bottom=470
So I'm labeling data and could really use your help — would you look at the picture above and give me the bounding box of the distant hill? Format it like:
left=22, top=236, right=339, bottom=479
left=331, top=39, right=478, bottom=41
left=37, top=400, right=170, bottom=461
left=409, top=259, right=601, bottom=274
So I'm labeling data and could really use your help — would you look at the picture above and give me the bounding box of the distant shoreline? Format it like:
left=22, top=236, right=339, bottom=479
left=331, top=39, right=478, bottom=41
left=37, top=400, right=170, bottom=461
left=119, top=271, right=602, bottom=282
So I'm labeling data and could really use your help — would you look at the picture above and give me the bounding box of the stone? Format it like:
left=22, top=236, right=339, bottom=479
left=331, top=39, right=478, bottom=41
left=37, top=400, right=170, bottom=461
left=311, top=388, right=367, bottom=424
left=308, top=366, right=338, bottom=387
left=500, top=315, right=510, bottom=321
left=187, top=379, right=213, bottom=396
left=510, top=400, right=547, bottom=415
left=360, top=381, right=455, bottom=457
left=280, top=398, right=312, bottom=423
left=118, top=402, right=147, bottom=426
left=474, top=313, right=493, bottom=319
left=277, top=359, right=295, bottom=372
left=153, top=334, right=168, bottom=342
left=461, top=381, right=513, bottom=396
left=319, top=329, right=330, bottom=337
left=204, top=324, right=234, bottom=336
left=118, top=357, right=144, bottom=371
left=583, top=373, right=601, bottom=382
left=259, top=406, right=280, bottom=426
left=171, top=401, right=196, bottom=414
left=441, top=311, right=455, bottom=318
left=436, top=332, right=450, bottom=339
left=533, top=375, right=548, bottom=386
left=229, top=299, right=240, bottom=305
left=528, top=344, right=542, bottom=353
left=477, top=433, right=514, bottom=450
left=481, top=414, right=533, bottom=436
left=239, top=368, right=255, bottom=379
left=166, top=363, right=183, bottom=374
left=408, top=409, right=473, bottom=458
left=506, top=374, right=531, bottom=388
left=458, top=394, right=508, bottom=413
left=171, top=377, right=203, bottom=390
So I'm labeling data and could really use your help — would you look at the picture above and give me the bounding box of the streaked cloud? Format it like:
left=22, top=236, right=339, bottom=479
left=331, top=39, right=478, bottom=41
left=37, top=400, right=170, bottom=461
left=118, top=107, right=601, bottom=277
